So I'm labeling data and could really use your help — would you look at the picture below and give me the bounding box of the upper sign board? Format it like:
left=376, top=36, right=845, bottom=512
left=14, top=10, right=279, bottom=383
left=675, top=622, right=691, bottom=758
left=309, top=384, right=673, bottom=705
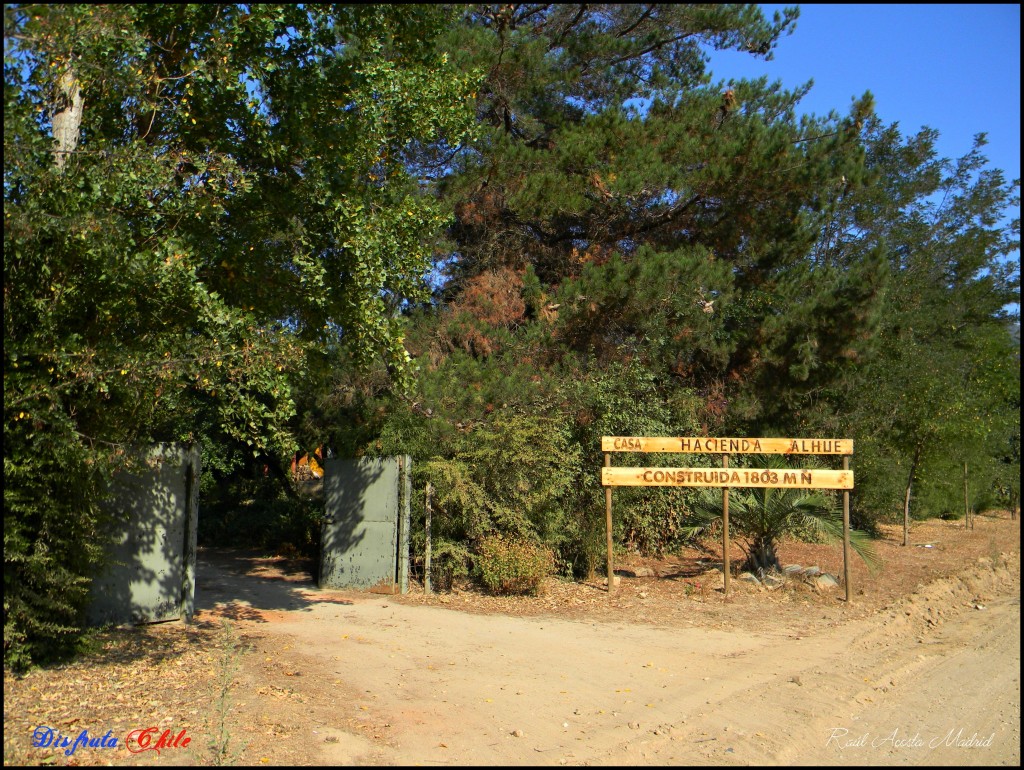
left=601, top=437, right=853, bottom=455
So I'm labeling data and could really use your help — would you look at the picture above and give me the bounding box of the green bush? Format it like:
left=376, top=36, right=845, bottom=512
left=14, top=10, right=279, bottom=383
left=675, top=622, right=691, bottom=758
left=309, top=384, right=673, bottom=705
left=392, top=411, right=581, bottom=575
left=4, top=426, right=121, bottom=670
left=427, top=539, right=472, bottom=592
left=476, top=536, right=554, bottom=596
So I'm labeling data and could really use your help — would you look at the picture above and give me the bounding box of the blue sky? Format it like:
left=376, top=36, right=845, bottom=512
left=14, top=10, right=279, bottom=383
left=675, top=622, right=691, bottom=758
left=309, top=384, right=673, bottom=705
left=705, top=4, right=1020, bottom=186
left=704, top=4, right=1020, bottom=315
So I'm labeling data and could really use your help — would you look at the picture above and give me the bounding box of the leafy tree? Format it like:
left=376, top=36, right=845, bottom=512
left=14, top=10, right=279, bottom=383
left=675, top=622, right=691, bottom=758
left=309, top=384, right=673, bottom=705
left=801, top=120, right=1020, bottom=535
left=4, top=3, right=478, bottom=666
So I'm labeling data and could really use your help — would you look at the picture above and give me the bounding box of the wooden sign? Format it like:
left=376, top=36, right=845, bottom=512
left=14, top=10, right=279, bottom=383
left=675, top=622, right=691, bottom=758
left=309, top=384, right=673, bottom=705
left=601, top=466, right=854, bottom=490
left=599, top=435, right=856, bottom=602
left=602, top=436, right=853, bottom=455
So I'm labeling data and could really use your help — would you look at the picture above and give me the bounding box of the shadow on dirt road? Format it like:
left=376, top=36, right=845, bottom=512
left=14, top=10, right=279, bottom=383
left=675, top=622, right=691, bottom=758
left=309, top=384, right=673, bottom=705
left=195, top=547, right=353, bottom=624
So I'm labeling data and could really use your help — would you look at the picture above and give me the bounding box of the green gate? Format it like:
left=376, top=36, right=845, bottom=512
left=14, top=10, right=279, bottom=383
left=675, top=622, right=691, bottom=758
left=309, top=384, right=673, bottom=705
left=320, top=455, right=411, bottom=593
left=87, top=443, right=200, bottom=625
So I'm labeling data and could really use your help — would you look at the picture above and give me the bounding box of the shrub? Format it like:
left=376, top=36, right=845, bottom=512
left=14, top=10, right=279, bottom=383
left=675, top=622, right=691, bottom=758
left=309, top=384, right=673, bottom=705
left=428, top=539, right=472, bottom=592
left=4, top=433, right=122, bottom=670
left=476, top=535, right=554, bottom=596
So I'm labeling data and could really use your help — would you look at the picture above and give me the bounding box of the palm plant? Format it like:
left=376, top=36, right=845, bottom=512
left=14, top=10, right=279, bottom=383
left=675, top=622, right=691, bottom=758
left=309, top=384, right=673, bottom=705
left=683, top=455, right=880, bottom=576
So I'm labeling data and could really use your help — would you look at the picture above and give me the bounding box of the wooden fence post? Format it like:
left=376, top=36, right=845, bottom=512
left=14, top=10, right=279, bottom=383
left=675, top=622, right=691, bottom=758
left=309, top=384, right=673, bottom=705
left=424, top=482, right=433, bottom=595
left=964, top=462, right=972, bottom=530
left=843, top=455, right=852, bottom=603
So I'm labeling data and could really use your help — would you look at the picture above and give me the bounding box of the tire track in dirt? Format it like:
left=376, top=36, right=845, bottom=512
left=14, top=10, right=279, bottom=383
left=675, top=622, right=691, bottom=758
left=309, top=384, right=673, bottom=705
left=197, top=548, right=1018, bottom=766
left=605, top=552, right=1020, bottom=766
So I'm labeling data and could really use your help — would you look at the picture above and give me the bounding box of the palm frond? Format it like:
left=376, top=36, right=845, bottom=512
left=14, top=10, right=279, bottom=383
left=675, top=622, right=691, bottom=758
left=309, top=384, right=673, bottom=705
left=681, top=457, right=882, bottom=573
left=846, top=527, right=883, bottom=575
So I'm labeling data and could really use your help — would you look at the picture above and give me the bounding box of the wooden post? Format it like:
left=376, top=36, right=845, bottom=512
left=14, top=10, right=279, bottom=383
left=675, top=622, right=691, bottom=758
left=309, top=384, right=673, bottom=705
left=722, top=453, right=730, bottom=598
left=424, top=482, right=433, bottom=595
left=399, top=455, right=411, bottom=595
left=964, top=462, right=971, bottom=530
left=605, top=453, right=614, bottom=594
left=842, top=455, right=852, bottom=603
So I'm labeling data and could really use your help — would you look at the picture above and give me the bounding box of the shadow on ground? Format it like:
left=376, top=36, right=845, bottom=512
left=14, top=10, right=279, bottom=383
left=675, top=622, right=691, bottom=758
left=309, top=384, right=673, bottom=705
left=194, top=546, right=352, bottom=626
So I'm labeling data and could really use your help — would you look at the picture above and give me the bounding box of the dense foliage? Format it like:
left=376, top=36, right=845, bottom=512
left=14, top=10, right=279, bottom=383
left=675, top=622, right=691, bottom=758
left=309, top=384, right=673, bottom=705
left=5, top=4, right=1019, bottom=664
left=4, top=3, right=477, bottom=666
left=809, top=122, right=1020, bottom=530
left=323, top=4, right=1017, bottom=576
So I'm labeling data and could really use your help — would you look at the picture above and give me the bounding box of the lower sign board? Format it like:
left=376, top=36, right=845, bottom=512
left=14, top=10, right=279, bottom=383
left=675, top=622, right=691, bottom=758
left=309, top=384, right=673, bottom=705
left=602, top=466, right=854, bottom=490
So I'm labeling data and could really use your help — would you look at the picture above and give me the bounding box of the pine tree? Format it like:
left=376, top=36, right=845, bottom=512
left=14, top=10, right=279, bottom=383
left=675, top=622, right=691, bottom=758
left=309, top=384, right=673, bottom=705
left=426, top=4, right=882, bottom=431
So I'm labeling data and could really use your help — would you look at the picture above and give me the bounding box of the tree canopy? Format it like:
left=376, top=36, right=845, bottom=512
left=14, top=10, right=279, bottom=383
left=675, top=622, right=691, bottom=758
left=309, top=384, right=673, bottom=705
left=334, top=3, right=1017, bottom=568
left=4, top=3, right=479, bottom=667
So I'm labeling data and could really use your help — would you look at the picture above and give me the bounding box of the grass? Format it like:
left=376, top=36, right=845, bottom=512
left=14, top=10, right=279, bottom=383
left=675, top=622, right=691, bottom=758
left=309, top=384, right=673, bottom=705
left=203, top=620, right=250, bottom=766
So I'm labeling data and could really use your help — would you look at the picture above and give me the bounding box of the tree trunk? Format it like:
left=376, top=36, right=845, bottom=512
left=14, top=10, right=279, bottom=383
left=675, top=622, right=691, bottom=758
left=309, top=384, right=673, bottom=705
left=903, top=445, right=921, bottom=546
left=52, top=65, right=84, bottom=171
left=745, top=535, right=782, bottom=575
left=963, top=461, right=971, bottom=530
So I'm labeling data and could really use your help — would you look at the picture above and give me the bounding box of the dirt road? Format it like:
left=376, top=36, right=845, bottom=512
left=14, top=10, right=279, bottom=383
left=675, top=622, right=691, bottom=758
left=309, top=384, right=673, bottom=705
left=196, top=539, right=1020, bottom=766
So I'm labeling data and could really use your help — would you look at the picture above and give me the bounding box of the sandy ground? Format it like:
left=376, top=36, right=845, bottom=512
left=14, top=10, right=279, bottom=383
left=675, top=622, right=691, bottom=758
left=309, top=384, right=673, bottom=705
left=4, top=515, right=1018, bottom=766
left=191, top=520, right=1020, bottom=766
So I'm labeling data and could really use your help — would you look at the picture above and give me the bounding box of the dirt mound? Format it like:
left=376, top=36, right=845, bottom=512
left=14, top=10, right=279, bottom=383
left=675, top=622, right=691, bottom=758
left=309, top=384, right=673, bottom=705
left=857, top=549, right=1019, bottom=649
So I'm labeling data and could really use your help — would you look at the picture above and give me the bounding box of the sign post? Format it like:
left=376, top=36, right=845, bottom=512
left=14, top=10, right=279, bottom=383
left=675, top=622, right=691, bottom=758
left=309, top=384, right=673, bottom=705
left=842, top=456, right=851, bottom=603
left=722, top=453, right=730, bottom=598
left=601, top=437, right=855, bottom=600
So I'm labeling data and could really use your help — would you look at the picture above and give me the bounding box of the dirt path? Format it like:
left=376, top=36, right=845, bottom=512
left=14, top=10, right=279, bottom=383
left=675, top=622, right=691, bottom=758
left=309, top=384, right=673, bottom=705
left=195, top=528, right=1020, bottom=766
left=5, top=516, right=1017, bottom=766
